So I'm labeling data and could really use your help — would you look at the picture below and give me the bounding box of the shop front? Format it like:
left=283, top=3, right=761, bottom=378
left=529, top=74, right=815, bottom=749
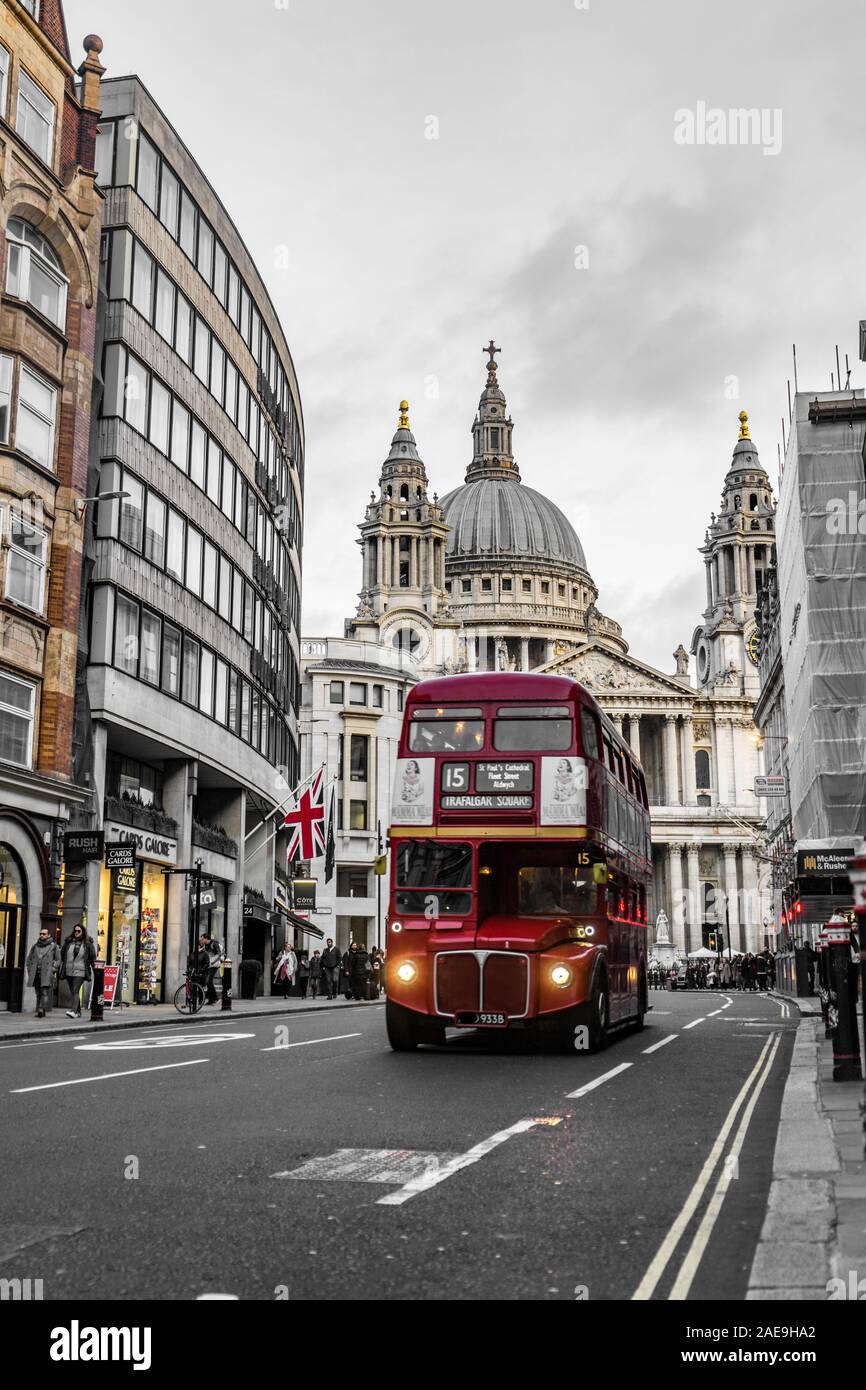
left=96, top=822, right=178, bottom=1004
left=0, top=843, right=27, bottom=1010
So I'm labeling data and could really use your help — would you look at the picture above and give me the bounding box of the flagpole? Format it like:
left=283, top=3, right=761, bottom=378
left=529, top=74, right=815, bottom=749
left=243, top=763, right=324, bottom=845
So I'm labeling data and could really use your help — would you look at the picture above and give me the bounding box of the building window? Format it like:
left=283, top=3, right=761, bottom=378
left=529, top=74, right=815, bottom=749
left=114, top=594, right=139, bottom=675
left=350, top=734, right=369, bottom=781
left=349, top=800, right=368, bottom=831
left=461, top=579, right=471, bottom=593
left=5, top=218, right=68, bottom=329
left=0, top=47, right=9, bottom=120
left=161, top=623, right=180, bottom=696
left=0, top=670, right=36, bottom=768
left=5, top=509, right=47, bottom=611
left=349, top=682, right=367, bottom=705
left=481, top=578, right=492, bottom=593
left=329, top=680, right=344, bottom=704
left=140, top=611, right=161, bottom=686
left=16, top=366, right=56, bottom=469
left=182, top=637, right=200, bottom=705
left=522, top=579, right=531, bottom=593
left=502, top=577, right=512, bottom=591
left=397, top=688, right=404, bottom=712
left=372, top=684, right=383, bottom=708
left=695, top=749, right=711, bottom=790
left=20, top=0, right=39, bottom=16
left=337, top=867, right=371, bottom=898
left=0, top=355, right=11, bottom=441
left=558, top=584, right=566, bottom=597
left=16, top=70, right=54, bottom=165
left=540, top=581, right=550, bottom=595
left=94, top=122, right=114, bottom=186
left=144, top=492, right=166, bottom=567
left=119, top=475, right=144, bottom=550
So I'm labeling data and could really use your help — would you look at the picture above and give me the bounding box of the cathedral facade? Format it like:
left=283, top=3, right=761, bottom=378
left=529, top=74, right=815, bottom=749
left=340, top=349, right=775, bottom=954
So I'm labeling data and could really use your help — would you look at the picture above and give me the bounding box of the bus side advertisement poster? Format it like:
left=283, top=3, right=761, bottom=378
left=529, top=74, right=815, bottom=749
left=391, top=758, right=435, bottom=825
left=539, top=756, right=588, bottom=825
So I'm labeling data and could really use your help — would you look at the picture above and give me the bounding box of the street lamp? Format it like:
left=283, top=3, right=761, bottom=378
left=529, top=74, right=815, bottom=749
left=74, top=490, right=129, bottom=522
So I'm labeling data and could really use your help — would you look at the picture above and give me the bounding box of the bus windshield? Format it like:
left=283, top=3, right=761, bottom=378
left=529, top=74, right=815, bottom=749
left=517, top=866, right=597, bottom=916
left=395, top=839, right=473, bottom=916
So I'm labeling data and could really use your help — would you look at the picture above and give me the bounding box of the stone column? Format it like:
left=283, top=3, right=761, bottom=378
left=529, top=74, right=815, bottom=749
left=686, top=844, right=701, bottom=954
left=612, top=714, right=624, bottom=736
left=729, top=719, right=741, bottom=809
left=520, top=637, right=529, bottom=671
left=162, top=759, right=194, bottom=998
left=222, top=789, right=246, bottom=969
left=682, top=715, right=696, bottom=805
left=723, top=846, right=740, bottom=953
left=668, top=844, right=686, bottom=952
left=705, top=560, right=713, bottom=610
left=741, top=846, right=760, bottom=953
left=663, top=714, right=680, bottom=805
left=628, top=713, right=641, bottom=763
left=715, top=718, right=732, bottom=804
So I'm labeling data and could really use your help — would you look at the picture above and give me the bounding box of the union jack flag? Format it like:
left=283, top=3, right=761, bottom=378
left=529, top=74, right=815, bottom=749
left=283, top=766, right=326, bottom=863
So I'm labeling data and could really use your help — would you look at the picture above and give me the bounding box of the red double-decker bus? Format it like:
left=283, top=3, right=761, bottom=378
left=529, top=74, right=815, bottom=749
left=385, top=672, right=653, bottom=1052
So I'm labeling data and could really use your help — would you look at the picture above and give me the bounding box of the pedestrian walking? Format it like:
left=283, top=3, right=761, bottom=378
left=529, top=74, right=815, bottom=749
left=60, top=923, right=96, bottom=1017
left=297, top=951, right=310, bottom=999
left=204, top=933, right=222, bottom=1005
left=308, top=949, right=323, bottom=999
left=26, top=927, right=61, bottom=1017
left=349, top=942, right=371, bottom=1001
left=756, top=949, right=770, bottom=993
left=321, top=938, right=341, bottom=1000
left=273, top=944, right=297, bottom=998
left=341, top=944, right=354, bottom=999
left=370, top=946, right=384, bottom=998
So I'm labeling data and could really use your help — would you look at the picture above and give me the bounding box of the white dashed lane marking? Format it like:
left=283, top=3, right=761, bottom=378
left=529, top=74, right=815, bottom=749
left=11, top=1058, right=210, bottom=1093
left=642, top=1034, right=678, bottom=1055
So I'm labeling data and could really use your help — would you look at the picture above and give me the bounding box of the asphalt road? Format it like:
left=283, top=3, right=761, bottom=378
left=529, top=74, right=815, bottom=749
left=0, top=987, right=796, bottom=1301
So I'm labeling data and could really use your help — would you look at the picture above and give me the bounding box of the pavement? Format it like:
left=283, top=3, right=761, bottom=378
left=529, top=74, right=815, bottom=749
left=0, top=993, right=384, bottom=1042
left=0, top=986, right=799, bottom=1300
left=747, top=990, right=866, bottom=1301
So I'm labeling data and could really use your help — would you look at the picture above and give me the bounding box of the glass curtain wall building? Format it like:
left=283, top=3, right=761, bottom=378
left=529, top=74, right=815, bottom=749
left=69, top=76, right=304, bottom=1003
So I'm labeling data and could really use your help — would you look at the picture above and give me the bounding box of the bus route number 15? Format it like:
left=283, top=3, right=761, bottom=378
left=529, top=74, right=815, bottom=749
left=442, top=763, right=470, bottom=791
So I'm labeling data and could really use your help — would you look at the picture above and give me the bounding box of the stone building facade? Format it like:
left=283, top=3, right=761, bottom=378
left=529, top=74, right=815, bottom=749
left=63, top=75, right=304, bottom=1006
left=0, top=1, right=105, bottom=1009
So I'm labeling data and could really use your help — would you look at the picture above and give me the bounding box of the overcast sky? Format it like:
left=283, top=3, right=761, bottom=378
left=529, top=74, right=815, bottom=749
left=67, top=0, right=866, bottom=675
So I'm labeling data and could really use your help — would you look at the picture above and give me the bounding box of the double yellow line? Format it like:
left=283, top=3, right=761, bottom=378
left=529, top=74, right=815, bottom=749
left=632, top=1030, right=782, bottom=1301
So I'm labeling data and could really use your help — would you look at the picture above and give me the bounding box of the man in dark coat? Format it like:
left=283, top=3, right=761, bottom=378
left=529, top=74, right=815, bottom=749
left=321, top=938, right=341, bottom=1000
left=26, top=928, right=61, bottom=1017
left=308, top=949, right=323, bottom=999
left=349, top=943, right=371, bottom=1001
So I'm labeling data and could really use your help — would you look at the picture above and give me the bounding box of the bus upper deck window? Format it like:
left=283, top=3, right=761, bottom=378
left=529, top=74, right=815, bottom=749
left=580, top=709, right=600, bottom=759
left=493, top=705, right=573, bottom=751
left=408, top=707, right=484, bottom=753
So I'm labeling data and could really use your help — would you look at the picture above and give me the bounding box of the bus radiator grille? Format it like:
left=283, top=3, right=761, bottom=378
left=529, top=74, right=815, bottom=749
left=482, top=953, right=529, bottom=1017
left=435, top=953, right=481, bottom=1016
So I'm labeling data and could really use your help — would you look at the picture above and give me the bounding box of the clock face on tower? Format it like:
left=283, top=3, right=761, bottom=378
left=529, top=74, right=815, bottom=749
left=745, top=626, right=761, bottom=665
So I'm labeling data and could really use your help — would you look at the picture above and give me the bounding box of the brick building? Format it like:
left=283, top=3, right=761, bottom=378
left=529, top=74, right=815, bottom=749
left=0, top=1, right=105, bottom=1009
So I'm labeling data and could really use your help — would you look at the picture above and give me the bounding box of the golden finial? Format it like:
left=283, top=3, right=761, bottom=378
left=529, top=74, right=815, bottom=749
left=398, top=400, right=410, bottom=429
left=738, top=409, right=750, bottom=440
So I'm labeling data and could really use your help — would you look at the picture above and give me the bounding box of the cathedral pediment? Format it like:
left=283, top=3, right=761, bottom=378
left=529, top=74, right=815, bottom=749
left=540, top=642, right=691, bottom=696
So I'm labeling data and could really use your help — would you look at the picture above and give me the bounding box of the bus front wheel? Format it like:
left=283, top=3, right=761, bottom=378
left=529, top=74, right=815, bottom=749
left=386, top=1000, right=444, bottom=1051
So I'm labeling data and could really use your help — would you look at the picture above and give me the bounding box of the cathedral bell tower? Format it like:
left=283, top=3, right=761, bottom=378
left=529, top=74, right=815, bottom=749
left=691, top=411, right=776, bottom=696
left=354, top=401, right=449, bottom=622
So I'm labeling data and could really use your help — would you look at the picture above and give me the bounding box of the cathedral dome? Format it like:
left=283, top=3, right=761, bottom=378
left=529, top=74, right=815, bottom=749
left=441, top=477, right=587, bottom=570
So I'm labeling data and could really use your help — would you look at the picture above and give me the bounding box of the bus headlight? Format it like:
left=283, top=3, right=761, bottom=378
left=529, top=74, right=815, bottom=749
left=551, top=964, right=572, bottom=988
left=396, top=961, right=417, bottom=984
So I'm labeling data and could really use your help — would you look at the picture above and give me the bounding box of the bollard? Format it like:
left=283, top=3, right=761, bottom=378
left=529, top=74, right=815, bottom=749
left=90, top=959, right=105, bottom=1023
left=825, top=920, right=861, bottom=1082
left=221, top=958, right=232, bottom=1012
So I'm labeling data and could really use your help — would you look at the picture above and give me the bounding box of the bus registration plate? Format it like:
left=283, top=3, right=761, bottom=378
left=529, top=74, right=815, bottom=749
left=454, top=1011, right=508, bottom=1028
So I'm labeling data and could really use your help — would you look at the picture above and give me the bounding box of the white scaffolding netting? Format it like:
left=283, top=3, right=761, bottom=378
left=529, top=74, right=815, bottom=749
left=778, top=411, right=866, bottom=843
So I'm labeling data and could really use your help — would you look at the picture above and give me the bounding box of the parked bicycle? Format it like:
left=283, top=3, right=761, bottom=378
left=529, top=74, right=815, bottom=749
left=173, top=969, right=205, bottom=1015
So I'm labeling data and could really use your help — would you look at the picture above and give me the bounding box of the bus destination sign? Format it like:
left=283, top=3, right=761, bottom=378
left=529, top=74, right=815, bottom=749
left=441, top=794, right=533, bottom=810
left=475, top=761, right=534, bottom=793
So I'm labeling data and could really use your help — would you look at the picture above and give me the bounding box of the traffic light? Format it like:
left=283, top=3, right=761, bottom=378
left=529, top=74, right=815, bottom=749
left=794, top=900, right=803, bottom=917
left=707, top=933, right=717, bottom=951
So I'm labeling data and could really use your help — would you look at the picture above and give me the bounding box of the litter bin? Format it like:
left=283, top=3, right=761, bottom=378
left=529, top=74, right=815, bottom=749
left=239, top=958, right=262, bottom=1000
